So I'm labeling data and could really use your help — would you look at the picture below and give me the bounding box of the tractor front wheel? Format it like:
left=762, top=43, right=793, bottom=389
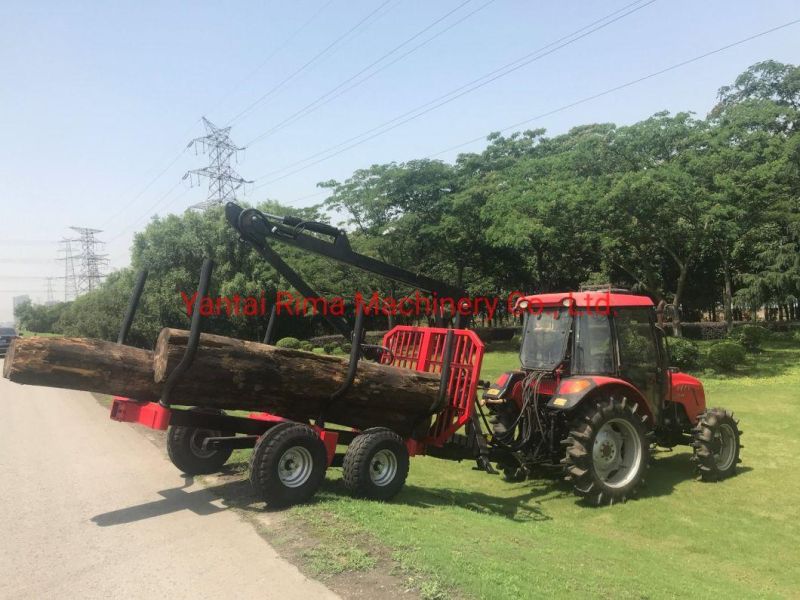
left=343, top=428, right=409, bottom=500
left=691, top=408, right=741, bottom=481
left=249, top=422, right=328, bottom=508
left=563, top=395, right=651, bottom=506
left=167, top=424, right=233, bottom=475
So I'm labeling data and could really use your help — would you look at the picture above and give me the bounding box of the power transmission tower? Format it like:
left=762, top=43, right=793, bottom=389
left=184, top=117, right=252, bottom=210
left=69, top=227, right=108, bottom=294
left=58, top=238, right=79, bottom=301
left=45, top=277, right=55, bottom=305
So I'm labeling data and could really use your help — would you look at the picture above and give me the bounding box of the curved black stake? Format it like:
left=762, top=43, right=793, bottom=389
left=432, top=329, right=455, bottom=413
left=160, top=259, right=213, bottom=407
left=318, top=308, right=365, bottom=428
left=117, top=269, right=148, bottom=345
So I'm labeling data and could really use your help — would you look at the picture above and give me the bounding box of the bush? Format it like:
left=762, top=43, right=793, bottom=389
left=732, top=324, right=771, bottom=351
left=510, top=334, right=522, bottom=346
left=706, top=341, right=746, bottom=372
left=794, top=330, right=800, bottom=344
left=275, top=337, right=301, bottom=349
left=323, top=342, right=338, bottom=354
left=299, top=340, right=313, bottom=351
left=667, top=337, right=699, bottom=370
left=681, top=322, right=728, bottom=340
left=341, top=342, right=352, bottom=353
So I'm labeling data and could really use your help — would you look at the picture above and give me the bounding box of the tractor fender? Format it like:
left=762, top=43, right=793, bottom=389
left=547, top=376, right=655, bottom=423
left=668, top=371, right=706, bottom=424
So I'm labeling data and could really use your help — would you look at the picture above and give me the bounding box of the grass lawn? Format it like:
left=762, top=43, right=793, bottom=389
left=249, top=339, right=800, bottom=599
left=19, top=330, right=62, bottom=338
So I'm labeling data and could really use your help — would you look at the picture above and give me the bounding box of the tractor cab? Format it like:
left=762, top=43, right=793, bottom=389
left=516, top=291, right=668, bottom=416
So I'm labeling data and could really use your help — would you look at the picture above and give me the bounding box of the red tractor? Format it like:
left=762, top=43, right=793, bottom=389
left=479, top=290, right=742, bottom=505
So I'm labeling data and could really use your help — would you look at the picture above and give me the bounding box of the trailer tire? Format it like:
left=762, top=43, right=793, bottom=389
left=343, top=428, right=409, bottom=501
left=167, top=424, right=233, bottom=475
left=249, top=422, right=327, bottom=508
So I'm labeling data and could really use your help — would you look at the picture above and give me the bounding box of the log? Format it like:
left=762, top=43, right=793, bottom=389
left=2, top=336, right=160, bottom=401
left=153, top=328, right=440, bottom=435
left=2, top=330, right=443, bottom=437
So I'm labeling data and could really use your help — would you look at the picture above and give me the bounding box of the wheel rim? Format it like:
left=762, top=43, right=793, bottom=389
left=713, top=423, right=737, bottom=471
left=592, top=418, right=643, bottom=488
left=189, top=429, right=219, bottom=458
left=369, top=449, right=398, bottom=486
left=278, top=446, right=314, bottom=488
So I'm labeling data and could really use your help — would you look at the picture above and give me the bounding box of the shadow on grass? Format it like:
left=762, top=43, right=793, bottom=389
left=692, top=343, right=800, bottom=380
left=92, top=452, right=755, bottom=526
left=738, top=346, right=799, bottom=378
left=641, top=451, right=753, bottom=500
left=395, top=483, right=558, bottom=522
left=200, top=471, right=560, bottom=522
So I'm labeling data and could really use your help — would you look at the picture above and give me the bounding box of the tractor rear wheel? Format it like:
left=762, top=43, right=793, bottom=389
left=167, top=424, right=233, bottom=475
left=343, top=428, right=409, bottom=500
left=563, top=395, right=651, bottom=506
left=691, top=408, right=741, bottom=481
left=249, top=422, right=328, bottom=508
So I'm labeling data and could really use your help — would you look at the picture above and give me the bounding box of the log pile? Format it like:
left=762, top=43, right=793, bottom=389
left=2, top=329, right=440, bottom=436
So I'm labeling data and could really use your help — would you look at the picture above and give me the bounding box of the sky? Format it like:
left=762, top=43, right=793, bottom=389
left=0, top=0, right=798, bottom=323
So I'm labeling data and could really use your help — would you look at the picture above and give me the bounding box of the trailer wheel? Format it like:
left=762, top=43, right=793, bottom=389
left=167, top=424, right=233, bottom=475
left=249, top=422, right=327, bottom=508
left=691, top=408, right=741, bottom=481
left=343, top=428, right=409, bottom=501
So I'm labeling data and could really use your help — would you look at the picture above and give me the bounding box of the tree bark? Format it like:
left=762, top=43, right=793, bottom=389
left=2, top=336, right=159, bottom=401
left=3, top=331, right=446, bottom=437
left=152, top=328, right=442, bottom=436
left=722, top=255, right=734, bottom=334
left=671, top=263, right=688, bottom=338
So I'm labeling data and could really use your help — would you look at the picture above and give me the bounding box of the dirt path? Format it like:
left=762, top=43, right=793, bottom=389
left=0, top=368, right=339, bottom=600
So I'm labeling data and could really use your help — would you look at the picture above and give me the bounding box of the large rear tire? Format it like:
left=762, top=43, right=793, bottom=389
left=691, top=408, right=741, bottom=481
left=249, top=422, right=328, bottom=508
left=563, top=395, right=651, bottom=506
left=167, top=424, right=233, bottom=475
left=343, top=428, right=409, bottom=501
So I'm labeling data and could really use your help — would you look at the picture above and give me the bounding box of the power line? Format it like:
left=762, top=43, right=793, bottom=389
left=99, top=145, right=190, bottom=229
left=0, top=258, right=59, bottom=264
left=105, top=181, right=189, bottom=244
left=227, top=0, right=399, bottom=126
left=205, top=0, right=337, bottom=120
left=427, top=17, right=800, bottom=158
left=250, top=0, right=656, bottom=187
left=0, top=240, right=59, bottom=246
left=101, top=1, right=408, bottom=242
left=100, top=4, right=339, bottom=232
left=245, top=0, right=491, bottom=147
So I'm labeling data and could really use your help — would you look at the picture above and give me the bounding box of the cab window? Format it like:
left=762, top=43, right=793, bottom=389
left=573, top=313, right=613, bottom=374
left=615, top=308, right=658, bottom=369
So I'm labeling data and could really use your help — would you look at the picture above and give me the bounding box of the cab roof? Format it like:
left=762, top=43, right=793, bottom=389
left=517, top=291, right=654, bottom=309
